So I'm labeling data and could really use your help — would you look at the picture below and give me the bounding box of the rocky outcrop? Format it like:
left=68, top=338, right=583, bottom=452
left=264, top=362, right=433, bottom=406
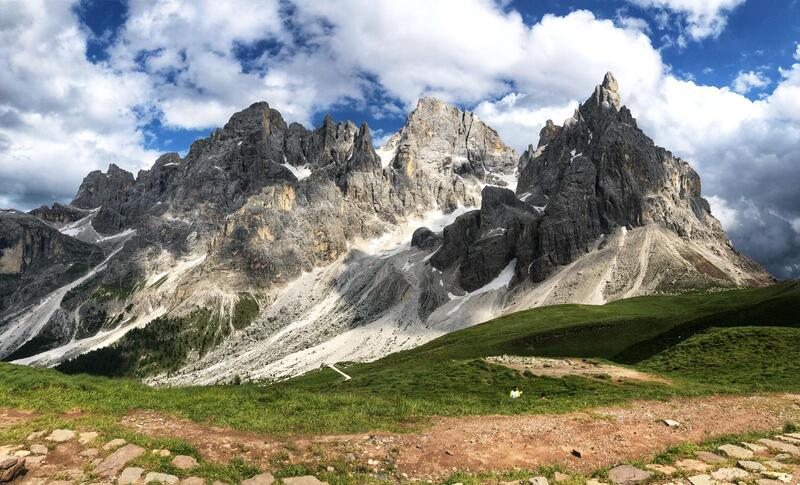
left=431, top=72, right=773, bottom=293
left=29, top=203, right=88, bottom=228
left=0, top=210, right=103, bottom=315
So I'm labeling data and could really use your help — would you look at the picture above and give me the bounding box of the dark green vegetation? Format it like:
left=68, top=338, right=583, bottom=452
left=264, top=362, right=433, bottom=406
left=57, top=293, right=260, bottom=377
left=0, top=282, right=798, bottom=437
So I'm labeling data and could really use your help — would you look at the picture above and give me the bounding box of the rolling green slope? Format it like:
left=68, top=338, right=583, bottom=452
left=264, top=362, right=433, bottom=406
left=0, top=282, right=798, bottom=436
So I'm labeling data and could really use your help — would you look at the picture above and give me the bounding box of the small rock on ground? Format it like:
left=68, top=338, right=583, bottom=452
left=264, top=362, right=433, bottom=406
left=0, top=455, right=26, bottom=482
left=663, top=419, right=680, bottom=428
left=528, top=477, right=549, bottom=485
left=172, top=455, right=198, bottom=470
left=13, top=451, right=29, bottom=458
left=687, top=474, right=713, bottom=485
left=118, top=466, right=144, bottom=485
left=737, top=460, right=766, bottom=472
left=761, top=472, right=793, bottom=483
left=676, top=459, right=710, bottom=472
left=145, top=472, right=180, bottom=484
left=711, top=467, right=749, bottom=481
left=78, top=432, right=99, bottom=444
left=717, top=444, right=754, bottom=460
left=758, top=439, right=800, bottom=455
left=742, top=442, right=769, bottom=453
left=554, top=472, right=570, bottom=482
left=153, top=449, right=171, bottom=457
left=25, top=431, right=46, bottom=441
left=282, top=477, right=329, bottom=485
left=181, top=477, right=205, bottom=485
left=241, top=472, right=275, bottom=485
left=607, top=465, right=652, bottom=485
left=94, top=444, right=145, bottom=477
left=46, top=429, right=76, bottom=443
left=765, top=460, right=786, bottom=470
left=758, top=480, right=786, bottom=485
left=645, top=464, right=677, bottom=475
left=102, top=438, right=127, bottom=451
left=80, top=448, right=99, bottom=457
left=29, top=444, right=47, bottom=455
left=695, top=451, right=727, bottom=464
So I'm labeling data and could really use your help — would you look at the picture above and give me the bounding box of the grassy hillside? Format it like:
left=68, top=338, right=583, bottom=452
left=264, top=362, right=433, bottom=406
left=0, top=282, right=798, bottom=437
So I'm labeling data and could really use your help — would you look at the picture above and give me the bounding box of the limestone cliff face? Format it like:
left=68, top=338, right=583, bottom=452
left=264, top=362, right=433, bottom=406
left=430, top=73, right=772, bottom=294
left=0, top=76, right=773, bottom=379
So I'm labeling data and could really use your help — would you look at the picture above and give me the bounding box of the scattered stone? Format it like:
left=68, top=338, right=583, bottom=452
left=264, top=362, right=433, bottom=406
left=585, top=480, right=609, bottom=485
left=764, top=461, right=786, bottom=470
left=325, top=466, right=335, bottom=472
left=757, top=480, right=786, bottom=485
left=282, top=477, right=328, bottom=485
left=78, top=431, right=99, bottom=444
left=786, top=433, right=800, bottom=440
left=46, top=429, right=76, bottom=443
left=776, top=435, right=800, bottom=445
left=152, top=449, right=171, bottom=457
left=608, top=465, right=653, bottom=485
left=676, top=459, right=710, bottom=472
left=13, top=450, right=30, bottom=458
left=25, top=431, right=46, bottom=441
left=758, top=439, right=800, bottom=456
left=367, top=459, right=379, bottom=466
left=102, top=438, right=127, bottom=451
left=24, top=455, right=44, bottom=467
left=761, top=472, right=792, bottom=483
left=144, top=472, right=180, bottom=484
left=738, top=460, right=766, bottom=472
left=528, top=477, right=549, bottom=485
left=711, top=467, right=749, bottom=481
left=554, top=472, right=570, bottom=482
left=774, top=453, right=791, bottom=461
left=118, top=467, right=144, bottom=485
left=687, top=474, right=713, bottom=485
left=241, top=472, right=275, bottom=485
left=182, top=478, right=205, bottom=485
left=94, top=444, right=145, bottom=477
left=29, top=444, right=47, bottom=455
left=742, top=442, right=769, bottom=453
left=696, top=451, right=727, bottom=464
left=0, top=455, right=25, bottom=482
left=80, top=448, right=99, bottom=457
left=718, top=444, right=754, bottom=460
left=646, top=464, right=677, bottom=475
left=663, top=419, right=680, bottom=428
left=0, top=447, right=19, bottom=457
left=172, top=455, right=198, bottom=470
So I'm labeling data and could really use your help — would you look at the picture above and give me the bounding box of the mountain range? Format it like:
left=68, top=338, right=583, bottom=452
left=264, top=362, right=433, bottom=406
left=0, top=73, right=773, bottom=385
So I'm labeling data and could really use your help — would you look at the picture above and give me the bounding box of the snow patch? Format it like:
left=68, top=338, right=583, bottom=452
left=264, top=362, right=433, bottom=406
left=446, top=259, right=516, bottom=316
left=281, top=162, right=312, bottom=181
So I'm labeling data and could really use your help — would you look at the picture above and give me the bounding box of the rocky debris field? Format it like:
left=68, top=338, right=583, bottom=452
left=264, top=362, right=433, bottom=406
left=484, top=356, right=670, bottom=384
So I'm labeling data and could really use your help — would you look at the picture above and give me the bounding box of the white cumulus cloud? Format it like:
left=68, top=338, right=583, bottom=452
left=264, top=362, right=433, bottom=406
left=731, top=70, right=771, bottom=94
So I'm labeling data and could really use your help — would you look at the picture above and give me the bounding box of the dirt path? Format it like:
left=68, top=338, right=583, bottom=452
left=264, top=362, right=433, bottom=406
left=118, top=393, right=800, bottom=480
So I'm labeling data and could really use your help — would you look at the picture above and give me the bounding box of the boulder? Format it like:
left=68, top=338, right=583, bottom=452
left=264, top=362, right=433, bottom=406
left=607, top=465, right=652, bottom=485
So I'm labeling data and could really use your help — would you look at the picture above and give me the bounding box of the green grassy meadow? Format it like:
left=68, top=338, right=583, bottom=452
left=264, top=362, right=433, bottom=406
left=0, top=282, right=798, bottom=438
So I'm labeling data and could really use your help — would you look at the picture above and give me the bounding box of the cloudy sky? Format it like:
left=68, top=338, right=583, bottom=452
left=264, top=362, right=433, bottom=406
left=0, top=0, right=799, bottom=278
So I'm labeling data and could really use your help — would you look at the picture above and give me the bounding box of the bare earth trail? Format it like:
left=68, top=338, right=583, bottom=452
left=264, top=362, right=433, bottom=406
left=114, top=393, right=800, bottom=480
